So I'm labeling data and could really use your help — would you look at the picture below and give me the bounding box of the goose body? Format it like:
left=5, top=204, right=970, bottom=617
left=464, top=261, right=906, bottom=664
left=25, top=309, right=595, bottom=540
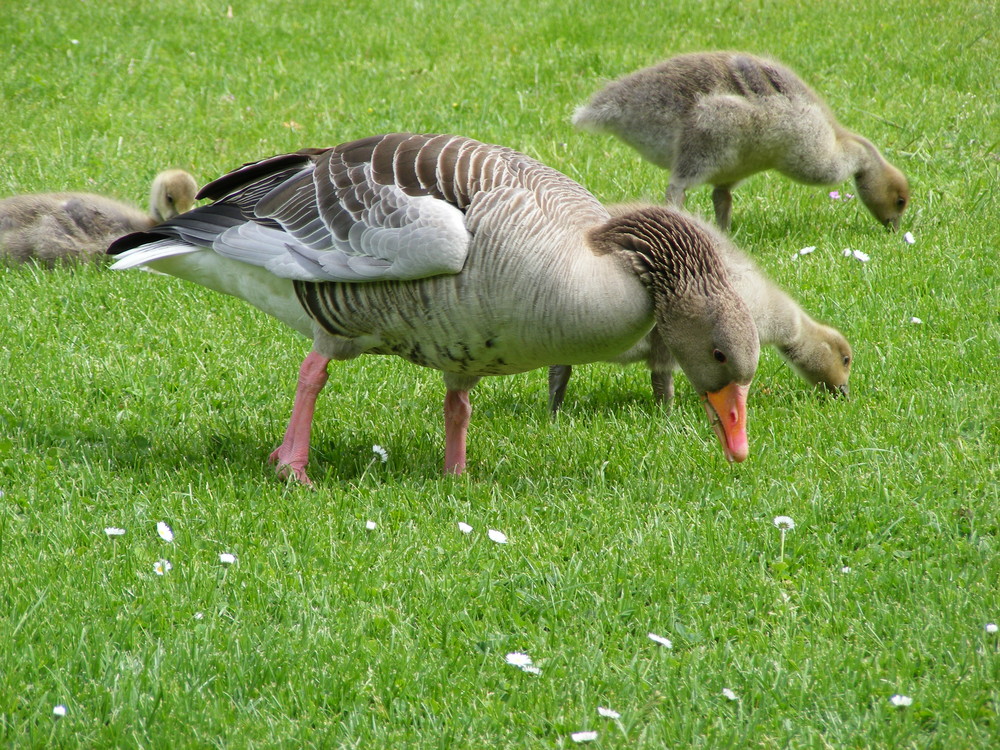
left=550, top=205, right=851, bottom=411
left=574, top=51, right=909, bottom=231
left=0, top=170, right=197, bottom=267
left=109, top=133, right=759, bottom=482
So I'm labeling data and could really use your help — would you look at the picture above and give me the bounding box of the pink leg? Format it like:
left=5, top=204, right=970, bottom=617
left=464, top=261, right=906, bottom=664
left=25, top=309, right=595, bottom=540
left=443, top=389, right=471, bottom=475
left=268, top=350, right=330, bottom=485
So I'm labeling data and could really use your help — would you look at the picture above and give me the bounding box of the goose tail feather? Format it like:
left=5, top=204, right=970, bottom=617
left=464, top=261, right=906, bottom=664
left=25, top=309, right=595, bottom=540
left=108, top=239, right=201, bottom=270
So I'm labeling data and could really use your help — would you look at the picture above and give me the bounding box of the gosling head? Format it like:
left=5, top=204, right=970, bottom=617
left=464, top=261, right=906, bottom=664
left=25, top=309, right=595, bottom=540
left=855, top=161, right=909, bottom=231
left=785, top=324, right=852, bottom=398
left=149, top=169, right=198, bottom=223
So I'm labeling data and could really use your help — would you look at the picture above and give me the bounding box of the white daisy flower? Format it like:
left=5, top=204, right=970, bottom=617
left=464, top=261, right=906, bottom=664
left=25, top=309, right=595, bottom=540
left=457, top=522, right=473, bottom=534
left=104, top=527, right=126, bottom=537
left=986, top=623, right=998, bottom=634
left=156, top=521, right=174, bottom=543
left=890, top=694, right=913, bottom=708
left=797, top=246, right=816, bottom=256
left=194, top=612, right=205, bottom=620
left=841, top=566, right=852, bottom=574
left=365, top=520, right=377, bottom=530
left=219, top=553, right=236, bottom=564
left=648, top=632, right=672, bottom=648
left=488, top=529, right=508, bottom=544
left=910, top=317, right=923, bottom=325
left=153, top=559, right=172, bottom=575
left=773, top=516, right=795, bottom=531
left=505, top=652, right=541, bottom=674
left=829, top=190, right=841, bottom=200
left=597, top=706, right=621, bottom=719
left=571, top=731, right=598, bottom=743
left=52, top=704, right=68, bottom=717
left=722, top=688, right=738, bottom=701
left=372, top=444, right=388, bottom=463
left=903, top=231, right=915, bottom=245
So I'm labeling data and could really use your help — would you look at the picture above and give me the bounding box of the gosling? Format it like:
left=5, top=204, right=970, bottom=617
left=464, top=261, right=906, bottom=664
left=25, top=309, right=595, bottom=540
left=573, top=51, right=909, bottom=231
left=0, top=169, right=197, bottom=267
left=549, top=204, right=852, bottom=412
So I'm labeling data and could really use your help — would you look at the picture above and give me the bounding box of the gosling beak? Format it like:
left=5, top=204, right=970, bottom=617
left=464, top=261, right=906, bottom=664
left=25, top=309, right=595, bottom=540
left=823, top=381, right=850, bottom=398
left=702, top=383, right=750, bottom=463
left=884, top=216, right=901, bottom=232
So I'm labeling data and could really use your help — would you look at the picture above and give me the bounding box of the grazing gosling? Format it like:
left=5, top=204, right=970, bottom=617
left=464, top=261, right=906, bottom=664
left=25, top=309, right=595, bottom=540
left=549, top=204, right=851, bottom=412
left=573, top=51, right=909, bottom=231
left=0, top=169, right=197, bottom=267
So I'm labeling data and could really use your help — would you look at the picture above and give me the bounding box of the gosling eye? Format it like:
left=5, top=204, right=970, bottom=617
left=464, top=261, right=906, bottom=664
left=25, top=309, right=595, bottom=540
left=713, top=349, right=727, bottom=363
left=896, top=196, right=906, bottom=208
left=842, top=355, right=851, bottom=367
left=166, top=194, right=176, bottom=205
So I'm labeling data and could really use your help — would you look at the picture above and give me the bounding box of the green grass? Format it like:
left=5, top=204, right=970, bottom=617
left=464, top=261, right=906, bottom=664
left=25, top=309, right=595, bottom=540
left=1, top=0, right=998, bottom=746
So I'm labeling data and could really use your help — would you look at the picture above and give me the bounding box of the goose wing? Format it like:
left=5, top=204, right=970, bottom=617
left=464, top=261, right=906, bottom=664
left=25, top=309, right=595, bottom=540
left=110, top=133, right=606, bottom=282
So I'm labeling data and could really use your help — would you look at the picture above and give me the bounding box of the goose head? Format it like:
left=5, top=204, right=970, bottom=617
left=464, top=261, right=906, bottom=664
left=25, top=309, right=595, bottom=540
left=594, top=206, right=760, bottom=462
left=149, top=169, right=198, bottom=223
left=855, top=161, right=909, bottom=231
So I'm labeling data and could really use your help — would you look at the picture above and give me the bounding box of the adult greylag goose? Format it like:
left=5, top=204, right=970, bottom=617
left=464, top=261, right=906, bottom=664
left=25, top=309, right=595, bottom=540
left=549, top=205, right=851, bottom=412
left=573, top=51, right=909, bottom=232
left=108, top=133, right=759, bottom=483
left=0, top=169, right=197, bottom=267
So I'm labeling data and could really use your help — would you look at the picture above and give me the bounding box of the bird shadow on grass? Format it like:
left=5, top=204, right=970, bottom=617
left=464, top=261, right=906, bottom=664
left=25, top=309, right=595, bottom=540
left=4, top=413, right=395, bottom=485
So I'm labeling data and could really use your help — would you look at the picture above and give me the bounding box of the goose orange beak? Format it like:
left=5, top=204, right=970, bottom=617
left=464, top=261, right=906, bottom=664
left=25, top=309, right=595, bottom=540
left=703, top=383, right=750, bottom=463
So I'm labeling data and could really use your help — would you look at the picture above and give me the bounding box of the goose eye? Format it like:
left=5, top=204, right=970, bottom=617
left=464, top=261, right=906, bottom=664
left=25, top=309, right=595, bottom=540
left=713, top=349, right=727, bottom=363
left=843, top=355, right=851, bottom=367
left=896, top=197, right=906, bottom=208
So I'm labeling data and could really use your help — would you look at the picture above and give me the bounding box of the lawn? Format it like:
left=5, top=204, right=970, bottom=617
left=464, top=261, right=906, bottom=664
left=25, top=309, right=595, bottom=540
left=1, top=0, right=997, bottom=746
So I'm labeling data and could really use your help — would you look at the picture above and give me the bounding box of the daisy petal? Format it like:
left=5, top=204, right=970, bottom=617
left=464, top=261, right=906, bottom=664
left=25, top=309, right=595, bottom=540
left=648, top=632, right=673, bottom=648
left=488, top=529, right=508, bottom=544
left=156, top=521, right=174, bottom=543
left=457, top=522, right=473, bottom=534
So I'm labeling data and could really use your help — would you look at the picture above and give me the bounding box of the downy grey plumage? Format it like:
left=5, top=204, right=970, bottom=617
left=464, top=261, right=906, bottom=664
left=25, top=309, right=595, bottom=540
left=0, top=170, right=197, bottom=267
left=574, top=51, right=909, bottom=231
